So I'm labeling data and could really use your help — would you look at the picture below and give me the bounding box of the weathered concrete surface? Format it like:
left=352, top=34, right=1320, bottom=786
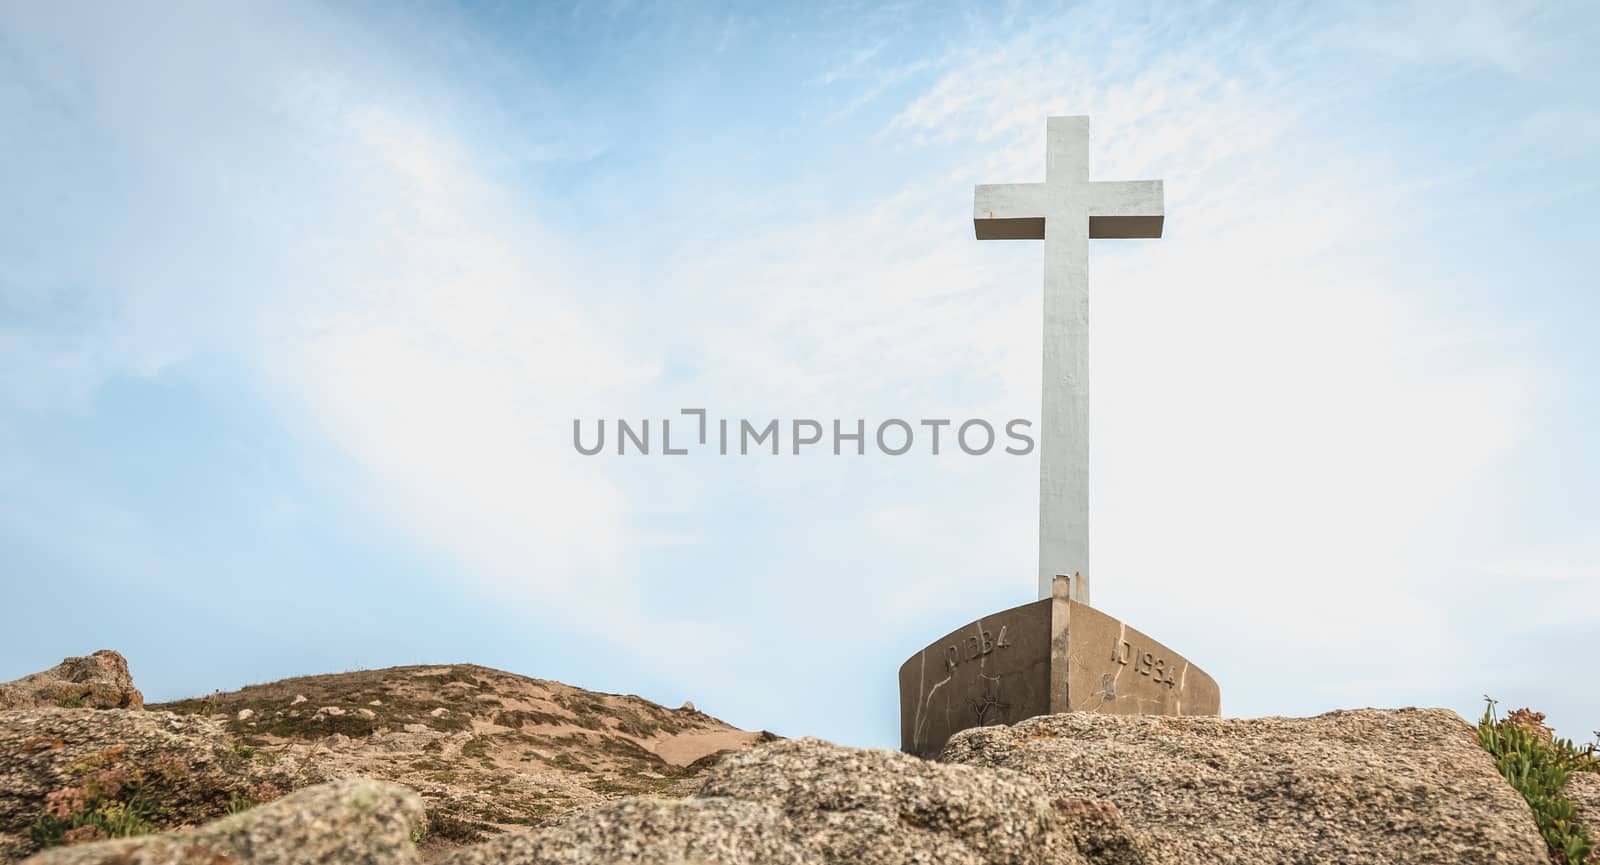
left=1049, top=594, right=1219, bottom=718
left=974, top=115, right=1164, bottom=601
left=0, top=652, right=142, bottom=712
left=900, top=577, right=1217, bottom=756
left=898, top=597, right=1053, bottom=758
left=20, top=779, right=423, bottom=865
left=943, top=708, right=1550, bottom=865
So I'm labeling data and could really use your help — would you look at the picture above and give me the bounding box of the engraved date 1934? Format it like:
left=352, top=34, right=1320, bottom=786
left=944, top=626, right=1012, bottom=671
left=1110, top=638, right=1178, bottom=688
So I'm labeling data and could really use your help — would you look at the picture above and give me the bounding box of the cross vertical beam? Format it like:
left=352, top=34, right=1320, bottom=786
left=974, top=116, right=1164, bottom=603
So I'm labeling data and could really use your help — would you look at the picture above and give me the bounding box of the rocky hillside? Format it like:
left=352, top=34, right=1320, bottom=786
left=4, top=651, right=1597, bottom=865
left=0, top=652, right=143, bottom=712
left=148, top=664, right=773, bottom=846
left=0, top=654, right=770, bottom=863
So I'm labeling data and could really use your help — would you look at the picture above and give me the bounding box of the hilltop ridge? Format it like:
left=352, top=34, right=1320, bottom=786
left=4, top=651, right=1595, bottom=865
left=0, top=654, right=771, bottom=862
left=150, top=663, right=773, bottom=844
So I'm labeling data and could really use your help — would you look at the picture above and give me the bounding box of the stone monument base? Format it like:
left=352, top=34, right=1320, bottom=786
left=898, top=575, right=1219, bottom=757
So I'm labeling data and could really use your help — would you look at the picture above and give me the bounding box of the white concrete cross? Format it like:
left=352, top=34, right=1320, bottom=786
left=975, top=115, right=1164, bottom=604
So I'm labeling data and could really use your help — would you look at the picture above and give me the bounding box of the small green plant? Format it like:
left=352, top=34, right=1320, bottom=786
left=93, top=798, right=157, bottom=836
left=22, top=744, right=192, bottom=849
left=28, top=791, right=159, bottom=847
left=1477, top=698, right=1598, bottom=865
left=232, top=743, right=257, bottom=760
left=54, top=695, right=85, bottom=709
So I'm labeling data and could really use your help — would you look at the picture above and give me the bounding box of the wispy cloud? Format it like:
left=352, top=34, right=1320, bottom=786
left=1, top=0, right=1594, bottom=743
left=0, top=2, right=713, bottom=665
left=649, top=3, right=1556, bottom=711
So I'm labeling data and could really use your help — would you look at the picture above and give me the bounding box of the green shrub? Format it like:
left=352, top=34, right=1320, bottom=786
left=1477, top=699, right=1598, bottom=865
left=23, top=744, right=188, bottom=849
left=28, top=793, right=158, bottom=847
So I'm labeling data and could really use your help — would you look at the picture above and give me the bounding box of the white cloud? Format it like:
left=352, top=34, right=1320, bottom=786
left=0, top=3, right=716, bottom=665
left=651, top=5, right=1556, bottom=707
left=240, top=76, right=744, bottom=661
left=4, top=1, right=1592, bottom=739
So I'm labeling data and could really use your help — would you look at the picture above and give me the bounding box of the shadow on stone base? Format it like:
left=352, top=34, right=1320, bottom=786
left=898, top=578, right=1219, bottom=757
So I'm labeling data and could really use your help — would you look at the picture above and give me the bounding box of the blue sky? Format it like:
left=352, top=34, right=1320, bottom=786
left=2, top=1, right=1597, bottom=747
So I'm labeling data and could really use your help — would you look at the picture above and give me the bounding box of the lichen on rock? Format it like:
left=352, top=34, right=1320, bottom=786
left=697, top=737, right=1151, bottom=865
left=0, top=652, right=143, bottom=712
left=0, top=708, right=300, bottom=862
left=18, top=778, right=424, bottom=865
left=3, top=656, right=1572, bottom=865
left=438, top=797, right=811, bottom=865
left=1566, top=772, right=1600, bottom=857
left=443, top=736, right=1154, bottom=865
left=942, top=707, right=1552, bottom=864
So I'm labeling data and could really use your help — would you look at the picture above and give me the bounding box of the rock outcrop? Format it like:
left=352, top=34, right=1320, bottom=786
left=0, top=653, right=142, bottom=712
left=698, top=738, right=1150, bottom=865
left=3, top=658, right=1574, bottom=865
left=439, top=797, right=810, bottom=865
left=0, top=660, right=771, bottom=863
left=942, top=708, right=1551, bottom=865
left=446, top=737, right=1151, bottom=865
left=0, top=838, right=28, bottom=865
left=20, top=778, right=424, bottom=865
left=148, top=664, right=769, bottom=846
left=1568, top=771, right=1600, bottom=852
left=0, top=708, right=298, bottom=862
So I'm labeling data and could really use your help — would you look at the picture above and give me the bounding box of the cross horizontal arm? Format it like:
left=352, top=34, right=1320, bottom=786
left=974, top=182, right=1048, bottom=240
left=1088, top=180, right=1163, bottom=238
